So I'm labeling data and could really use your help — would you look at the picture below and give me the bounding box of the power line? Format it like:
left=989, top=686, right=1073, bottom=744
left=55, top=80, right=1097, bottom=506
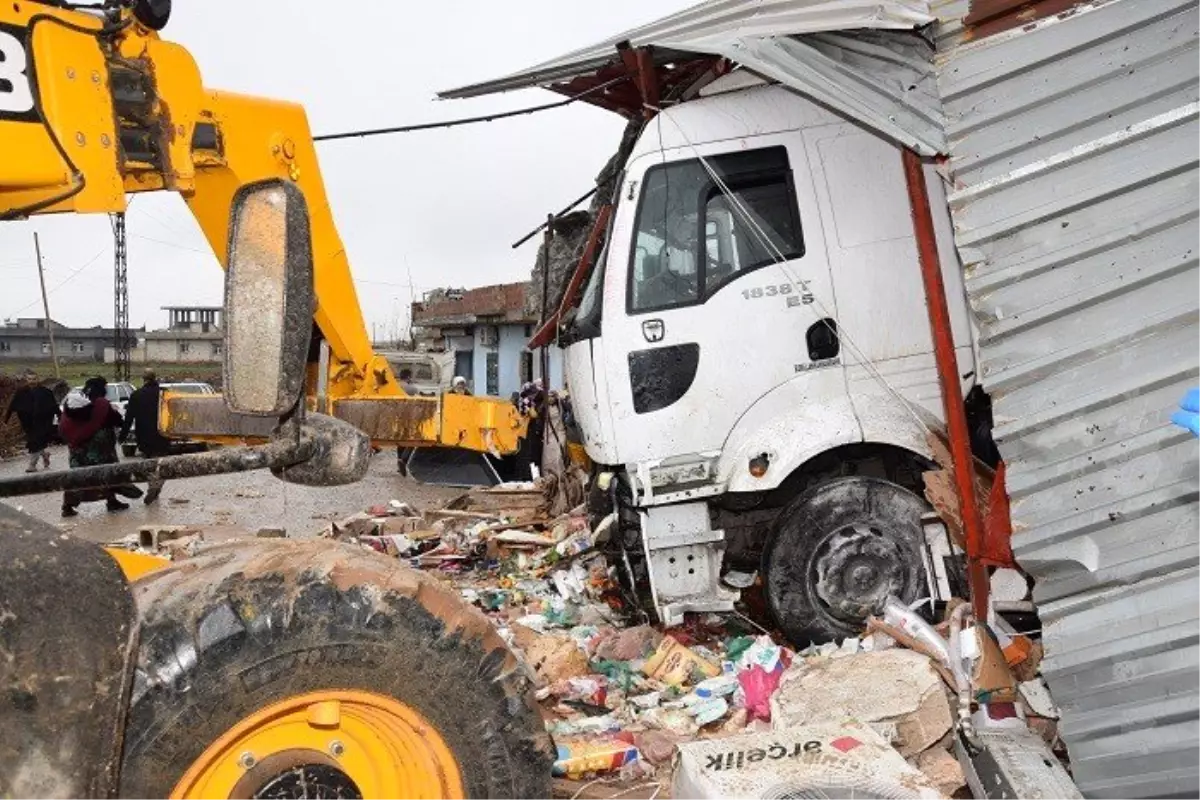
left=134, top=203, right=194, bottom=239
left=4, top=245, right=109, bottom=318
left=129, top=232, right=212, bottom=256
left=313, top=76, right=628, bottom=142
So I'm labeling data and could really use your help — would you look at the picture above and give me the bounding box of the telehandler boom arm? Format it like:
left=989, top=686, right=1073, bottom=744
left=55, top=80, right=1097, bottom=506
left=0, top=1, right=523, bottom=454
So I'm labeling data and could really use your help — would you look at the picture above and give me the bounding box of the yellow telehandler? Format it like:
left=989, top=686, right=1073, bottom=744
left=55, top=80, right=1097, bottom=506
left=0, top=2, right=551, bottom=796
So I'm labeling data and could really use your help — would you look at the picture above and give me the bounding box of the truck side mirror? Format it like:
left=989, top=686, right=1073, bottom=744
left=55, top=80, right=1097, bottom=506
left=222, top=179, right=315, bottom=416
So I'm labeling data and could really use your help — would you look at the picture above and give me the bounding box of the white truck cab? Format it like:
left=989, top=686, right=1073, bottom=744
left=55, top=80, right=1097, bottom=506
left=561, top=79, right=978, bottom=642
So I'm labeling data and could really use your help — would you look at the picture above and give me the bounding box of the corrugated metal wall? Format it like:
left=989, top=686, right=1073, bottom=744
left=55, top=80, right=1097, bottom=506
left=936, top=0, right=1200, bottom=796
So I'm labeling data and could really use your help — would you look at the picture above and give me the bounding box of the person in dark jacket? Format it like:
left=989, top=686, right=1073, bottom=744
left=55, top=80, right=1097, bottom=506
left=4, top=371, right=59, bottom=472
left=120, top=368, right=169, bottom=504
left=60, top=376, right=141, bottom=517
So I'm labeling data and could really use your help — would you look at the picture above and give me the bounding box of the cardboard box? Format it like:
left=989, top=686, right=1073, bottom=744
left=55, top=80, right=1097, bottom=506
left=672, top=722, right=941, bottom=799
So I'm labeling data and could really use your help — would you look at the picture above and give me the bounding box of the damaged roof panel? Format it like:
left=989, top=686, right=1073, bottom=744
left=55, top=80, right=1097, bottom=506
left=440, top=0, right=934, bottom=99
left=439, top=0, right=946, bottom=155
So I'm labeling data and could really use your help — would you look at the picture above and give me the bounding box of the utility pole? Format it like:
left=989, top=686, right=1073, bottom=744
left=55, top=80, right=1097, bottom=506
left=112, top=212, right=131, bottom=382
left=33, top=232, right=60, bottom=379
left=539, top=213, right=553, bottom=385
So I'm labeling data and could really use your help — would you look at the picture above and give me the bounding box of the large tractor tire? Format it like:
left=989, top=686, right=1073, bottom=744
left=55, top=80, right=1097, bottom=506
left=764, top=476, right=930, bottom=647
left=118, top=539, right=552, bottom=799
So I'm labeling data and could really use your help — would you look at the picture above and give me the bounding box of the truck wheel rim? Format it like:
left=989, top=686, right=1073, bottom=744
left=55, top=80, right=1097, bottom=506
left=170, top=690, right=464, bottom=799
left=811, top=522, right=910, bottom=623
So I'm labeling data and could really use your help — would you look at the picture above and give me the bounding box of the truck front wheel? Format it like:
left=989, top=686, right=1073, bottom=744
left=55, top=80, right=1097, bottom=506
left=118, top=539, right=552, bottom=799
left=763, top=476, right=930, bottom=646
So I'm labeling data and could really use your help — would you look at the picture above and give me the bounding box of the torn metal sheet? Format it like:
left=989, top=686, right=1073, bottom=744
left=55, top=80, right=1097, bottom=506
left=440, top=0, right=946, bottom=155
left=937, top=0, right=1200, bottom=796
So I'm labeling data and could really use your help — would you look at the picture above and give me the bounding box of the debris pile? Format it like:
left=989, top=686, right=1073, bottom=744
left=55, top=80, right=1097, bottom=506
left=110, top=479, right=1068, bottom=798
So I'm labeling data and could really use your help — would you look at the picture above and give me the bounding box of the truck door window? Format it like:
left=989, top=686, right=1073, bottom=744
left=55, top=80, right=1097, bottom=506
left=628, top=146, right=803, bottom=314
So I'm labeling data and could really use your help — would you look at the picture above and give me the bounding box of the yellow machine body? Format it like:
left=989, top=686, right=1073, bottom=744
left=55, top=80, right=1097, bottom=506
left=0, top=3, right=524, bottom=453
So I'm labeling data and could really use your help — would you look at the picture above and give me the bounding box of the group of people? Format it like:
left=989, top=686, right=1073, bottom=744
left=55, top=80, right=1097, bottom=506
left=4, top=369, right=169, bottom=517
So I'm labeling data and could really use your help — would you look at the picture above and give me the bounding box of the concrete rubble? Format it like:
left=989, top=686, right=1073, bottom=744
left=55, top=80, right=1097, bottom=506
left=105, top=479, right=1059, bottom=799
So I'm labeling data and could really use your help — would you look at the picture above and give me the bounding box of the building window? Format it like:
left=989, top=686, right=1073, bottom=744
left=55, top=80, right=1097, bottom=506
left=524, top=324, right=533, bottom=337
left=0, top=342, right=9, bottom=352
left=628, top=145, right=804, bottom=314
left=40, top=342, right=50, bottom=354
left=211, top=342, right=222, bottom=357
left=180, top=342, right=192, bottom=355
left=71, top=341, right=85, bottom=354
left=520, top=351, right=533, bottom=385
left=486, top=352, right=499, bottom=396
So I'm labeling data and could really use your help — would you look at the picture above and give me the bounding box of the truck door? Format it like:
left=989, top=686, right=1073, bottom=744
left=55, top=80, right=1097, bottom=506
left=600, top=139, right=841, bottom=470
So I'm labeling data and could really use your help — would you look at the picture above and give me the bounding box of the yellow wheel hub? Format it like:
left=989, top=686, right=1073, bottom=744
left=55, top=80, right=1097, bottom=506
left=171, top=690, right=464, bottom=799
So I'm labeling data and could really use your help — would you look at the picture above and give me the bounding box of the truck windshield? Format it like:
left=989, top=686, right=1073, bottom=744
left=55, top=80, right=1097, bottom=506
left=627, top=146, right=804, bottom=314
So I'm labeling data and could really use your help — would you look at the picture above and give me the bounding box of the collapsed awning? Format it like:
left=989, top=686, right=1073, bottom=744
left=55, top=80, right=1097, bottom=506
left=439, top=0, right=945, bottom=155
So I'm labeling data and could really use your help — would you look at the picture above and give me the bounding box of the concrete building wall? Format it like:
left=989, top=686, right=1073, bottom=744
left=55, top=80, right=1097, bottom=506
left=143, top=338, right=222, bottom=363
left=468, top=323, right=531, bottom=398
left=0, top=335, right=107, bottom=361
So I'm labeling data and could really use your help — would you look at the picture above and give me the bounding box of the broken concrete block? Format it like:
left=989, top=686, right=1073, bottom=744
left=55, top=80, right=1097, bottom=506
left=913, top=747, right=966, bottom=797
left=161, top=532, right=205, bottom=560
left=771, top=649, right=953, bottom=757
left=138, top=525, right=197, bottom=550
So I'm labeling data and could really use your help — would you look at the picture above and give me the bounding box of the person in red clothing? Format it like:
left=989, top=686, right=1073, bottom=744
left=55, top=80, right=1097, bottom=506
left=59, top=376, right=141, bottom=517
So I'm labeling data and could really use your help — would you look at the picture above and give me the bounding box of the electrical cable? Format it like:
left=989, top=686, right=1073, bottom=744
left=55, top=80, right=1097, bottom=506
left=129, top=232, right=211, bottom=256
left=4, top=245, right=108, bottom=318
left=313, top=76, right=629, bottom=142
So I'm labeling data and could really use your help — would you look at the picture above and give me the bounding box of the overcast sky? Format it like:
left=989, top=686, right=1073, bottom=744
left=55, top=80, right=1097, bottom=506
left=0, top=1, right=693, bottom=338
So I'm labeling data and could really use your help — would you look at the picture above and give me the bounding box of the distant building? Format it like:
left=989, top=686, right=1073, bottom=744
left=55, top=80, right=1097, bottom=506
left=0, top=317, right=131, bottom=362
left=412, top=283, right=562, bottom=397
left=105, top=306, right=224, bottom=365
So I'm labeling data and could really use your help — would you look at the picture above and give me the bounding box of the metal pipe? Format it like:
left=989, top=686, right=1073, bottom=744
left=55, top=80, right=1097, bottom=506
left=539, top=213, right=553, bottom=382
left=511, top=186, right=598, bottom=249
left=948, top=602, right=980, bottom=747
left=901, top=148, right=991, bottom=621
left=0, top=437, right=313, bottom=498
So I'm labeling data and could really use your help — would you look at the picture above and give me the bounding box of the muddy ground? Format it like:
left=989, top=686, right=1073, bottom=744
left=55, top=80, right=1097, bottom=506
left=0, top=444, right=463, bottom=543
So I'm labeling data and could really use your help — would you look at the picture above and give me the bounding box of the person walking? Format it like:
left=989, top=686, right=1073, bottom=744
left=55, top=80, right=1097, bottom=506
left=60, top=376, right=142, bottom=517
left=4, top=371, right=59, bottom=472
left=120, top=368, right=169, bottom=504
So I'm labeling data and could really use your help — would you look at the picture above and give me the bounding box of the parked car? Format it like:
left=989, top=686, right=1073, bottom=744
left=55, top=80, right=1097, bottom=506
left=66, top=381, right=134, bottom=418
left=160, top=381, right=216, bottom=396
left=380, top=351, right=454, bottom=396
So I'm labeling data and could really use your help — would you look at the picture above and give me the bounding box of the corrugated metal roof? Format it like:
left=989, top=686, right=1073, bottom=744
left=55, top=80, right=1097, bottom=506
left=937, top=0, right=1200, bottom=795
left=441, top=0, right=933, bottom=97
left=439, top=0, right=947, bottom=155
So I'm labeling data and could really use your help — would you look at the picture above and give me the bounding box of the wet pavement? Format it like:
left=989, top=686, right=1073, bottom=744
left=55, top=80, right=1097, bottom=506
left=0, top=445, right=464, bottom=544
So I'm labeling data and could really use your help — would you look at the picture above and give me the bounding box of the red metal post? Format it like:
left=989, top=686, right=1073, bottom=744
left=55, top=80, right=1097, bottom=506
left=901, top=149, right=991, bottom=620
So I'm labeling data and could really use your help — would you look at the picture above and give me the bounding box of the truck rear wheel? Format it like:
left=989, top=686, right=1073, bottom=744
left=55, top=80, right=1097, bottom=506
left=763, top=476, right=929, bottom=646
left=118, top=539, right=552, bottom=799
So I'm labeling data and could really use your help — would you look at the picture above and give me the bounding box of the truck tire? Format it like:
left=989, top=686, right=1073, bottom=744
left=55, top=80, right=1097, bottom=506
left=118, top=539, right=552, bottom=799
left=764, top=476, right=929, bottom=646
